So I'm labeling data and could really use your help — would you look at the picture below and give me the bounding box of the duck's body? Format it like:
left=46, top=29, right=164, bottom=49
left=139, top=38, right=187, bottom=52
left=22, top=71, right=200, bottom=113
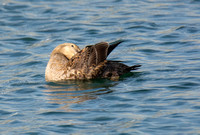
left=45, top=41, right=140, bottom=82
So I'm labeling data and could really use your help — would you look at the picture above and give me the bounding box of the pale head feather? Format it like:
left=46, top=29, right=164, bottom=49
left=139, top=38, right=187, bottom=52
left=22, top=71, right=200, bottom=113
left=51, top=43, right=80, bottom=59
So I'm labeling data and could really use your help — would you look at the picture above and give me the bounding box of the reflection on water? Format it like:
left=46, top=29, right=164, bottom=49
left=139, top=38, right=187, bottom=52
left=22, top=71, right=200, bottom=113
left=44, top=79, right=116, bottom=111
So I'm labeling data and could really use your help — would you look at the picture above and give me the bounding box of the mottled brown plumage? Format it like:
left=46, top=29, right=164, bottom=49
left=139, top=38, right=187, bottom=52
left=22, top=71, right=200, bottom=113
left=45, top=41, right=141, bottom=82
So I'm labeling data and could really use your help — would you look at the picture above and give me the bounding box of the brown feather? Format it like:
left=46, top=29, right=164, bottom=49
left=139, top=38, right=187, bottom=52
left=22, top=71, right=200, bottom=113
left=45, top=41, right=141, bottom=81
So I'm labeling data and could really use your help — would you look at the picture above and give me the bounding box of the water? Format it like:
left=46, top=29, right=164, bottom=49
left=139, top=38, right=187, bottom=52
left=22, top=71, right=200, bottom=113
left=1, top=0, right=200, bottom=134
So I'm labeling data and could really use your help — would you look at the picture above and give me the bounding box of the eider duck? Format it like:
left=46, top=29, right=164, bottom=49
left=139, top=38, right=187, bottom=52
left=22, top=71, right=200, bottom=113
left=45, top=41, right=141, bottom=82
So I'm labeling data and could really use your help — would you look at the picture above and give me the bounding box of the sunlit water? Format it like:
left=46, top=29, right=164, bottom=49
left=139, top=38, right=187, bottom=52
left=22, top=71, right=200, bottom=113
left=1, top=0, right=200, bottom=134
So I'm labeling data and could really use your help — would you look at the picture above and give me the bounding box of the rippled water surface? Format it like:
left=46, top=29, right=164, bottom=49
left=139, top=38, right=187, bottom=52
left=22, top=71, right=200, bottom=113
left=1, top=0, right=200, bottom=134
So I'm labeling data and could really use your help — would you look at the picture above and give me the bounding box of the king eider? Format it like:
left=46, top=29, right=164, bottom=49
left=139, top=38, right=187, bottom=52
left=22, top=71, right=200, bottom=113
left=45, top=41, right=141, bottom=82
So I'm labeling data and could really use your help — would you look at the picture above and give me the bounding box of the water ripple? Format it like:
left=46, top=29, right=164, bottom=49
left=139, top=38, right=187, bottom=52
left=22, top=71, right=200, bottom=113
left=1, top=0, right=200, bottom=134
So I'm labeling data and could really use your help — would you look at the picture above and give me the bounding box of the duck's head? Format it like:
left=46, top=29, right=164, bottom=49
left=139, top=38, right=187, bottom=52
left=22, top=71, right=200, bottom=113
left=51, top=43, right=81, bottom=59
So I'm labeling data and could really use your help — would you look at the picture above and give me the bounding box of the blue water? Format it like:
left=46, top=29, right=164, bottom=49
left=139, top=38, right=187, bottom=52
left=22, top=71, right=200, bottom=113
left=1, top=0, right=200, bottom=134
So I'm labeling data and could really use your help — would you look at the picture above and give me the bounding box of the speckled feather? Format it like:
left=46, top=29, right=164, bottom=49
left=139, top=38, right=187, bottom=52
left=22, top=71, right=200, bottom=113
left=45, top=41, right=141, bottom=82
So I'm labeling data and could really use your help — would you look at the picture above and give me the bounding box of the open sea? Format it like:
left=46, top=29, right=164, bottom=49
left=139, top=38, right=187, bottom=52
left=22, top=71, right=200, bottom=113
left=1, top=0, right=200, bottom=134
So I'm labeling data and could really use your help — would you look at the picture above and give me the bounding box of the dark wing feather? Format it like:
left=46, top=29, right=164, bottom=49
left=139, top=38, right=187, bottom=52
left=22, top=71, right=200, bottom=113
left=67, top=41, right=123, bottom=79
left=107, top=40, right=123, bottom=56
left=94, top=42, right=109, bottom=65
left=89, top=41, right=123, bottom=65
left=87, top=45, right=97, bottom=66
left=83, top=42, right=109, bottom=66
left=76, top=41, right=123, bottom=67
left=70, top=41, right=123, bottom=67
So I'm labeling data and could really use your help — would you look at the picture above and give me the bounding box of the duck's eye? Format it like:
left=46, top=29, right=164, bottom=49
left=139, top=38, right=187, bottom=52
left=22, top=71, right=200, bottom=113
left=71, top=45, right=74, bottom=47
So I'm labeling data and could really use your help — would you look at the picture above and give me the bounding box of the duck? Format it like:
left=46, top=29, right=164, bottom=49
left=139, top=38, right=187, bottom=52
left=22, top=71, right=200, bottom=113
left=45, top=41, right=141, bottom=82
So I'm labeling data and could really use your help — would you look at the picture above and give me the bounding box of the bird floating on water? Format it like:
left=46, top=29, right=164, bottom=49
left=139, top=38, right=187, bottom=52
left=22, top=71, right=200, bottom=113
left=45, top=40, right=141, bottom=82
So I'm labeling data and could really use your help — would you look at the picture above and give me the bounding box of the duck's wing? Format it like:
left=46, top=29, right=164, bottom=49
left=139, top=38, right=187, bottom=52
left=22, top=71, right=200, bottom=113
left=67, top=42, right=108, bottom=69
left=69, top=41, right=123, bottom=67
left=67, top=41, right=123, bottom=79
left=87, top=41, right=122, bottom=66
left=87, top=42, right=108, bottom=66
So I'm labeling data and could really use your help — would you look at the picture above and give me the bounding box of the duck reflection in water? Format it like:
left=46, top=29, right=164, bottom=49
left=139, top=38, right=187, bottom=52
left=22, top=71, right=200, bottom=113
left=44, top=79, right=116, bottom=111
